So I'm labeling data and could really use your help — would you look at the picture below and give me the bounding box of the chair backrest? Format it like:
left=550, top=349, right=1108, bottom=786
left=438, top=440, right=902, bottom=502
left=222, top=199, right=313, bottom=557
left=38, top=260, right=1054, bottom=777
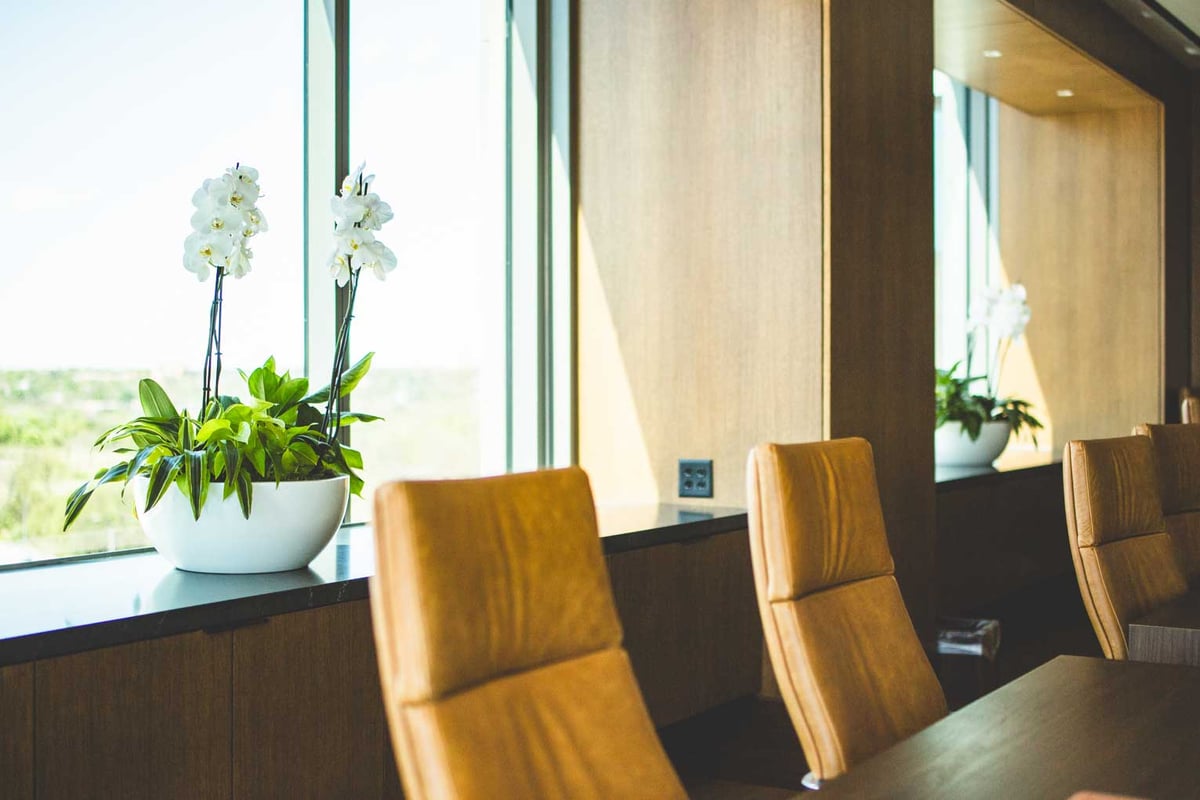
left=1062, top=436, right=1187, bottom=659
left=1181, top=388, right=1199, bottom=424
left=746, top=438, right=946, bottom=782
left=370, top=467, right=686, bottom=800
left=1135, top=423, right=1200, bottom=584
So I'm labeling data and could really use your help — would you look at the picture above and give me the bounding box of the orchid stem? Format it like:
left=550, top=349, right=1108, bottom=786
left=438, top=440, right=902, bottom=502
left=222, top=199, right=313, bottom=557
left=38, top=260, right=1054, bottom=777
left=322, top=268, right=360, bottom=443
left=201, top=267, right=226, bottom=416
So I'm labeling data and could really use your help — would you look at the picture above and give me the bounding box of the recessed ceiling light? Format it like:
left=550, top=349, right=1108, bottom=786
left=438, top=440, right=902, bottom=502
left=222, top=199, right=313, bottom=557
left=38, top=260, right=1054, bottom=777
left=1141, top=9, right=1154, bottom=18
left=1057, top=89, right=1075, bottom=98
left=982, top=49, right=1002, bottom=58
left=1187, top=46, right=1200, bottom=56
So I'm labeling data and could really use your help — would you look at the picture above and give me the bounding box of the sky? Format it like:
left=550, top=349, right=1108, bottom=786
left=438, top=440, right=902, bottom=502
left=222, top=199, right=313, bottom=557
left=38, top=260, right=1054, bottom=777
left=0, top=0, right=498, bottom=376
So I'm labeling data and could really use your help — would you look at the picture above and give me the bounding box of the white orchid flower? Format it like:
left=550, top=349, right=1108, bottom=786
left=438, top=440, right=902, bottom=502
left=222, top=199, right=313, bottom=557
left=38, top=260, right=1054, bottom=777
left=226, top=245, right=253, bottom=279
left=183, top=231, right=236, bottom=280
left=331, top=193, right=368, bottom=229
left=358, top=239, right=398, bottom=280
left=334, top=227, right=376, bottom=258
left=357, top=193, right=394, bottom=231
left=190, top=202, right=244, bottom=237
left=968, top=283, right=1031, bottom=340
left=226, top=165, right=261, bottom=206
left=340, top=161, right=375, bottom=196
left=242, top=206, right=268, bottom=236
left=192, top=175, right=234, bottom=209
left=327, top=250, right=352, bottom=287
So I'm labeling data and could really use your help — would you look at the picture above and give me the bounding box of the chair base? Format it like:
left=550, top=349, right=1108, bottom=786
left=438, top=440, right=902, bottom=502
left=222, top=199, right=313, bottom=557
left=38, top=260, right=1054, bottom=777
left=801, top=771, right=823, bottom=791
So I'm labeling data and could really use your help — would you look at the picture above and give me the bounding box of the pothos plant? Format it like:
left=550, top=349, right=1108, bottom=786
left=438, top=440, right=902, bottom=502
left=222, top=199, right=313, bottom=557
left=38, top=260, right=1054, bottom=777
left=936, top=283, right=1043, bottom=443
left=64, top=163, right=396, bottom=529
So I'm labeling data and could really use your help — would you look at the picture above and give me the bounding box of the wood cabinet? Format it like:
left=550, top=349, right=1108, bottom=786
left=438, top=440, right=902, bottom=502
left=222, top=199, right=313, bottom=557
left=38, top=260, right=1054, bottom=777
left=27, top=602, right=401, bottom=800
left=35, top=631, right=232, bottom=800
left=608, top=530, right=762, bottom=727
left=1, top=662, right=33, bottom=800
left=11, top=530, right=758, bottom=798
left=232, top=600, right=396, bottom=800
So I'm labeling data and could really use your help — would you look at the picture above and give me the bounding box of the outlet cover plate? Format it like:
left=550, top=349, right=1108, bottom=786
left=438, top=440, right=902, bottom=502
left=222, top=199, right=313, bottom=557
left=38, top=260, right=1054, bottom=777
left=678, top=459, right=714, bottom=498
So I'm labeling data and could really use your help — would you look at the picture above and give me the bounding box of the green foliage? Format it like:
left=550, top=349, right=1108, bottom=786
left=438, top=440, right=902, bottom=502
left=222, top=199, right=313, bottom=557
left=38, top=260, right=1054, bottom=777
left=935, top=362, right=1043, bottom=443
left=64, top=355, right=381, bottom=531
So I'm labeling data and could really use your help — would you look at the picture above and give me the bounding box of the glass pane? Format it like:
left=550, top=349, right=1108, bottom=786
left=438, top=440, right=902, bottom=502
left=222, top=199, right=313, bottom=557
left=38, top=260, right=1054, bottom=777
left=348, top=0, right=508, bottom=510
left=933, top=69, right=971, bottom=374
left=0, top=1, right=303, bottom=564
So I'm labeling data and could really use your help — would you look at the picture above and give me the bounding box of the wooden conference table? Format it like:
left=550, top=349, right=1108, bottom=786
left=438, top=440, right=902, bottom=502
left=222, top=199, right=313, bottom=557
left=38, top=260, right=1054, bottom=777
left=818, top=655, right=1200, bottom=799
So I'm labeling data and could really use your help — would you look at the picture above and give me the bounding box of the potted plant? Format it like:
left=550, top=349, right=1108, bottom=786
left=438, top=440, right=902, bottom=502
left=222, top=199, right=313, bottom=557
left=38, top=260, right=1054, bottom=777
left=64, top=163, right=396, bottom=573
left=935, top=283, right=1043, bottom=467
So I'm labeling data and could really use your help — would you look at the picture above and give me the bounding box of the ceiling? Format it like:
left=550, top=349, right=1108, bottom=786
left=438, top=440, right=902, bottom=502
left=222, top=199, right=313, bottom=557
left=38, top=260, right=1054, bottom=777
left=936, top=0, right=1156, bottom=115
left=1101, top=0, right=1200, bottom=71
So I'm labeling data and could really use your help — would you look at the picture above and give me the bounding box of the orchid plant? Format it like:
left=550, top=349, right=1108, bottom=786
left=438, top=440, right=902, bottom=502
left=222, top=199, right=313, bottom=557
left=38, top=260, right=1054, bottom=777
left=936, top=282, right=1043, bottom=442
left=65, top=164, right=393, bottom=530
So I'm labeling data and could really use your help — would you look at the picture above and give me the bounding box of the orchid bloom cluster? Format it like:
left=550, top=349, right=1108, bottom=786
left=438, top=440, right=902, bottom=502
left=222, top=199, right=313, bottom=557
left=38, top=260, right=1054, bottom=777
left=183, top=165, right=268, bottom=281
left=968, top=282, right=1031, bottom=397
left=327, top=163, right=396, bottom=286
left=969, top=282, right=1031, bottom=343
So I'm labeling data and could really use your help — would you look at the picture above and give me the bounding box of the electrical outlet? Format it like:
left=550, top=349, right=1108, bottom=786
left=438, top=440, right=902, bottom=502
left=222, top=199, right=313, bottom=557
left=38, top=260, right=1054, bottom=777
left=678, top=459, right=713, bottom=498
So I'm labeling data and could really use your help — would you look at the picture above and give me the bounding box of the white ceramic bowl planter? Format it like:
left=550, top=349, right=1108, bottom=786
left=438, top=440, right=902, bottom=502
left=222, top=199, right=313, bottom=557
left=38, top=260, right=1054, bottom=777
left=132, top=475, right=349, bottom=574
left=934, top=420, right=1012, bottom=467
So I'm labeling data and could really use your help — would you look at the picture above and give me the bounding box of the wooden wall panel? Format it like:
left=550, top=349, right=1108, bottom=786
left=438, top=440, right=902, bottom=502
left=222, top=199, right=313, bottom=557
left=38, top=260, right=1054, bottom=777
left=824, top=0, right=937, bottom=642
left=1003, top=0, right=1192, bottom=418
left=0, top=662, right=32, bottom=800
left=576, top=0, right=825, bottom=508
left=608, top=531, right=763, bottom=727
left=997, top=103, right=1163, bottom=448
left=232, top=600, right=389, bottom=800
left=35, top=631, right=231, bottom=800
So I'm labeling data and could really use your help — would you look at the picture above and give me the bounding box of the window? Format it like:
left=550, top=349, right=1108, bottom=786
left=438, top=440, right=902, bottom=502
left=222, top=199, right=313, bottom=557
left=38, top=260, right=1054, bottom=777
left=0, top=0, right=569, bottom=565
left=0, top=1, right=304, bottom=562
left=933, top=69, right=998, bottom=379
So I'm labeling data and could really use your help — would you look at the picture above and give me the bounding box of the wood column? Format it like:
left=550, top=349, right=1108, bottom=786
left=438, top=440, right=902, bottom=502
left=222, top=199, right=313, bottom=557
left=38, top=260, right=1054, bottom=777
left=823, top=0, right=937, bottom=642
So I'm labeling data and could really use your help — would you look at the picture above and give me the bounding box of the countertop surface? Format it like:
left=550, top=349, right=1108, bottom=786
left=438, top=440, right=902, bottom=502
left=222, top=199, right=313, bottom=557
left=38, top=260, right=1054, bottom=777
left=0, top=503, right=747, bottom=666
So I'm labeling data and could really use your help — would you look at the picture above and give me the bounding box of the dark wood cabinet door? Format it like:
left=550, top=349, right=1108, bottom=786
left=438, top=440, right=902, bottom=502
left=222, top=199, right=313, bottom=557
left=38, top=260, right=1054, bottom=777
left=1, top=662, right=33, bottom=800
left=232, top=599, right=391, bottom=800
left=35, top=631, right=232, bottom=800
left=608, top=530, right=763, bottom=727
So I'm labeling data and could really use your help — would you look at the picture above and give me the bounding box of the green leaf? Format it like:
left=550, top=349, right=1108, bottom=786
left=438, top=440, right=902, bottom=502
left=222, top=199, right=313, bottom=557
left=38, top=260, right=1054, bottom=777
left=63, top=462, right=129, bottom=531
left=196, top=418, right=233, bottom=443
left=183, top=449, right=208, bottom=520
left=144, top=455, right=183, bottom=513
left=341, top=445, right=364, bottom=470
left=335, top=412, right=384, bottom=426
left=235, top=472, right=253, bottom=519
left=302, top=352, right=374, bottom=403
left=138, top=379, right=178, bottom=419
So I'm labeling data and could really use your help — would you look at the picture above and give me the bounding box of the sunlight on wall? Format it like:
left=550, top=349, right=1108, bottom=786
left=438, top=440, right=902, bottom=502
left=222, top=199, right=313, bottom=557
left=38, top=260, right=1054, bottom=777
left=576, top=217, right=659, bottom=504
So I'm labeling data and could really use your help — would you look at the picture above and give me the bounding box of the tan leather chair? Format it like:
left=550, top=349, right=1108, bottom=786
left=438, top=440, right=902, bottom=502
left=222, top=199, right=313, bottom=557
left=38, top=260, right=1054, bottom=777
left=746, top=438, right=946, bottom=787
left=1063, top=436, right=1187, bottom=659
left=369, top=467, right=687, bottom=800
left=1181, top=388, right=1199, bottom=423
left=1135, top=423, right=1200, bottom=584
